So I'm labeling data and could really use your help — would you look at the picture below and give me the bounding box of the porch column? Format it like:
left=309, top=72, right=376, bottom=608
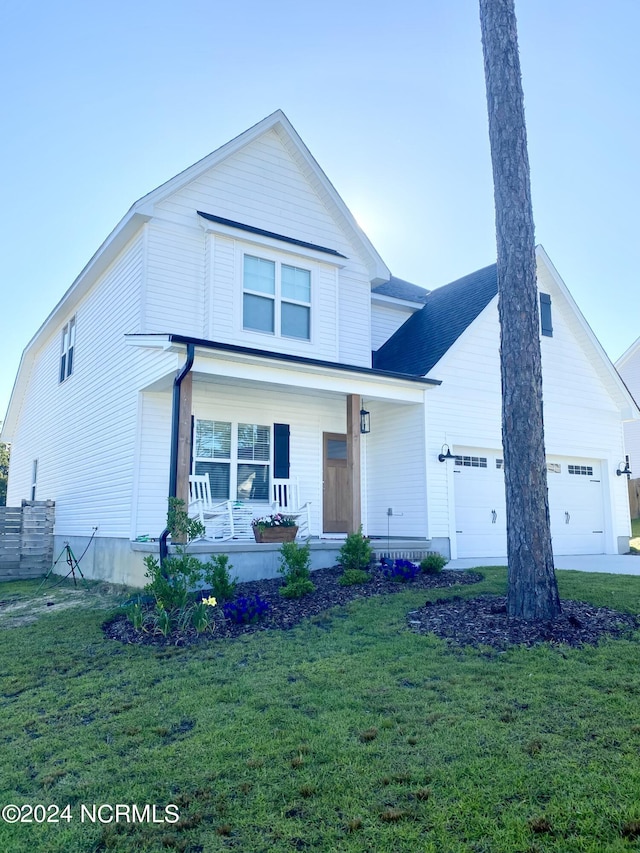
left=346, top=394, right=362, bottom=534
left=176, top=372, right=193, bottom=512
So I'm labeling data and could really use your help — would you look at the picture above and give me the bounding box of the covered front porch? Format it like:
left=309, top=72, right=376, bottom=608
left=130, top=335, right=440, bottom=578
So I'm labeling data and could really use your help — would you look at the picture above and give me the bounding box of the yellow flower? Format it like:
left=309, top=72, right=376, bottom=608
left=202, top=596, right=217, bottom=607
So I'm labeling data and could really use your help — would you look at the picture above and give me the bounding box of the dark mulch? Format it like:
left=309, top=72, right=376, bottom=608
left=103, top=566, right=483, bottom=647
left=407, top=594, right=639, bottom=649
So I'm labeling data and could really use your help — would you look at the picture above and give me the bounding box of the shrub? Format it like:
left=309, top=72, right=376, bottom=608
left=420, top=553, right=448, bottom=574
left=338, top=527, right=373, bottom=572
left=278, top=540, right=315, bottom=598
left=223, top=595, right=270, bottom=624
left=339, top=569, right=372, bottom=586
left=280, top=579, right=316, bottom=599
left=202, top=554, right=237, bottom=602
left=381, top=558, right=419, bottom=583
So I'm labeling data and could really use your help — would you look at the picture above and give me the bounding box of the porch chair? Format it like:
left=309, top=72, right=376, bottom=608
left=188, top=473, right=234, bottom=541
left=272, top=478, right=311, bottom=539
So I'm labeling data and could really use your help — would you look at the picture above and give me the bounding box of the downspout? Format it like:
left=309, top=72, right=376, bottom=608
left=159, top=342, right=195, bottom=566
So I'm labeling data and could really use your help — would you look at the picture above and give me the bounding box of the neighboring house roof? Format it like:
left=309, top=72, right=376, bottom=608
left=373, top=264, right=498, bottom=375
left=372, top=276, right=429, bottom=304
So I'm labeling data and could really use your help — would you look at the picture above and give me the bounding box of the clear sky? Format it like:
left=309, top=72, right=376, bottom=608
left=1, top=0, right=638, bottom=422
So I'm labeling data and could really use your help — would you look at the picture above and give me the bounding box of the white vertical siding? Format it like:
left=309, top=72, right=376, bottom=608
left=365, top=401, right=428, bottom=538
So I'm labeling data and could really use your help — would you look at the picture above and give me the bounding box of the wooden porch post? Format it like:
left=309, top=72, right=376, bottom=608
left=346, top=394, right=362, bottom=534
left=176, top=372, right=193, bottom=513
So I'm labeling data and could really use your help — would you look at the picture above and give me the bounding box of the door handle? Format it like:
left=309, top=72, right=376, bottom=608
left=565, top=511, right=570, bottom=525
left=491, top=509, right=497, bottom=524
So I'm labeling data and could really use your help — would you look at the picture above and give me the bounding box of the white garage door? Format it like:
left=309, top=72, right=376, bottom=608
left=453, top=450, right=606, bottom=558
left=547, top=457, right=605, bottom=555
left=453, top=450, right=507, bottom=559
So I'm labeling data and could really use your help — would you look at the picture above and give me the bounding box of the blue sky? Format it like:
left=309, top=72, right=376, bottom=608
left=1, top=0, right=638, bottom=421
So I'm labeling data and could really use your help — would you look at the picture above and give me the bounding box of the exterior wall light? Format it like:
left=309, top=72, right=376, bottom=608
left=360, top=409, right=371, bottom=434
left=438, top=443, right=455, bottom=462
left=616, top=460, right=632, bottom=478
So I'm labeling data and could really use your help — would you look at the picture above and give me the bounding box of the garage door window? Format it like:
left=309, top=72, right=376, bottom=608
left=568, top=465, right=593, bottom=476
left=455, top=455, right=487, bottom=468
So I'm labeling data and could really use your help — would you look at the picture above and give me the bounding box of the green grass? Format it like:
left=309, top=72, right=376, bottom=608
left=1, top=568, right=640, bottom=852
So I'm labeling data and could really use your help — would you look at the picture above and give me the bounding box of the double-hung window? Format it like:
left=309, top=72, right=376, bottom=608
left=243, top=254, right=311, bottom=340
left=59, top=316, right=76, bottom=383
left=194, top=420, right=271, bottom=502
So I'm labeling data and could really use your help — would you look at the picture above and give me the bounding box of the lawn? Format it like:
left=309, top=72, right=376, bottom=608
left=1, top=568, right=640, bottom=852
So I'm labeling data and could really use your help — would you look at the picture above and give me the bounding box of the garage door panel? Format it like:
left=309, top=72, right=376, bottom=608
left=453, top=451, right=605, bottom=558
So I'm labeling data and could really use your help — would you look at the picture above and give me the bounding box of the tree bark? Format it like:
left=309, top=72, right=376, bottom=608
left=479, top=0, right=561, bottom=619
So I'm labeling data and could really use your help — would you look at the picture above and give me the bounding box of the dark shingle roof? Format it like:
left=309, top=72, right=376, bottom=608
left=372, top=276, right=429, bottom=304
left=373, top=264, right=498, bottom=376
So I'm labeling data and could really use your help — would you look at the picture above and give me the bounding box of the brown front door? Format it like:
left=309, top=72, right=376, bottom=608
left=323, top=433, right=350, bottom=533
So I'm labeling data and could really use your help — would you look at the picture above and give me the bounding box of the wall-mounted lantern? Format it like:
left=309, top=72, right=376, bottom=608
left=360, top=409, right=371, bottom=435
left=438, top=443, right=455, bottom=462
left=616, top=459, right=632, bottom=478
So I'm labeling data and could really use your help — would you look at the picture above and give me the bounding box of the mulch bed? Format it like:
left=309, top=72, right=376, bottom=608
left=103, top=567, right=639, bottom=650
left=103, top=566, right=482, bottom=647
left=407, top=594, right=639, bottom=650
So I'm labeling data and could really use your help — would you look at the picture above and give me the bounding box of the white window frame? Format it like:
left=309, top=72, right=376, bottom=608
left=31, top=459, right=38, bottom=501
left=241, top=249, right=313, bottom=342
left=59, top=316, right=76, bottom=383
left=193, top=420, right=271, bottom=502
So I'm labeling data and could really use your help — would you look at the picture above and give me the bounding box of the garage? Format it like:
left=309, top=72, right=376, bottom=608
left=453, top=449, right=606, bottom=558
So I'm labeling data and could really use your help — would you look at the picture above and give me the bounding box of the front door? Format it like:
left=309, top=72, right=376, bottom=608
left=323, top=433, right=350, bottom=533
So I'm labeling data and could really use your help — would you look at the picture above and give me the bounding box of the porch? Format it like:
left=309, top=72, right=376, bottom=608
left=131, top=536, right=439, bottom=584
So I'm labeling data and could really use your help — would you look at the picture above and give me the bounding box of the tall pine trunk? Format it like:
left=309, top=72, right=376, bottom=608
left=479, top=0, right=561, bottom=619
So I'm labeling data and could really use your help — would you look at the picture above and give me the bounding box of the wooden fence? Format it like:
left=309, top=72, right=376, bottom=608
left=0, top=500, right=55, bottom=581
left=629, top=478, right=640, bottom=521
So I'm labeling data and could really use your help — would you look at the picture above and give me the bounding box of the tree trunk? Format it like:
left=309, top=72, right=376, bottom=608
left=479, top=0, right=561, bottom=619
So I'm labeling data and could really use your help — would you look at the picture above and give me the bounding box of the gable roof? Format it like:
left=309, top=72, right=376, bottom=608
left=373, top=264, right=498, bottom=375
left=2, top=111, right=391, bottom=440
left=372, top=276, right=429, bottom=304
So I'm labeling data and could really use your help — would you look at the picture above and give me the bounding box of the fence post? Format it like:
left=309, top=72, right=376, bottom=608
left=629, top=478, right=640, bottom=521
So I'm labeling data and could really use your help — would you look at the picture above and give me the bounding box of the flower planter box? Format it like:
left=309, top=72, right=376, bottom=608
left=252, top=525, right=298, bottom=543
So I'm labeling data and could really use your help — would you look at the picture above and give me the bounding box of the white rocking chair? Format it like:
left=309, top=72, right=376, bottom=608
left=188, top=474, right=234, bottom=541
left=272, top=478, right=311, bottom=538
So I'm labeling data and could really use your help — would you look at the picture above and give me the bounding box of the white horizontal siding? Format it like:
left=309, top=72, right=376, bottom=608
left=154, top=130, right=357, bottom=259
left=365, top=401, right=427, bottom=538
left=425, top=285, right=630, bottom=550
left=371, top=303, right=415, bottom=351
left=338, top=271, right=372, bottom=367
left=144, top=221, right=205, bottom=337
left=190, top=382, right=346, bottom=537
left=616, top=343, right=640, bottom=473
left=133, top=392, right=173, bottom=538
left=7, top=236, right=146, bottom=537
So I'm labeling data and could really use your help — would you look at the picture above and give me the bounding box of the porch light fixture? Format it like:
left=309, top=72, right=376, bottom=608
left=616, top=460, right=632, bottom=478
left=438, top=444, right=455, bottom=462
left=360, top=409, right=371, bottom=434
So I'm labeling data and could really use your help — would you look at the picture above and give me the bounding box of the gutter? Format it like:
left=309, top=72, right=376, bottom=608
left=159, top=342, right=195, bottom=566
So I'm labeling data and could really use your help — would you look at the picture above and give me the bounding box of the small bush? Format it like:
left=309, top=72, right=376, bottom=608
left=381, top=558, right=419, bottom=583
left=202, top=554, right=237, bottom=602
left=223, top=595, right=270, bottom=624
left=420, top=553, right=448, bottom=574
left=339, top=569, right=371, bottom=586
left=338, top=526, right=373, bottom=571
left=280, top=578, right=316, bottom=599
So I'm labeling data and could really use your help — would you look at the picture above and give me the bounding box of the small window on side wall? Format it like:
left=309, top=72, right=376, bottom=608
left=31, top=459, right=38, bottom=501
left=540, top=293, right=553, bottom=337
left=59, top=316, right=76, bottom=382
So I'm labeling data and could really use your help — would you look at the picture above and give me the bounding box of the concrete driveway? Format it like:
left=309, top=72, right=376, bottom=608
left=447, top=553, right=640, bottom=575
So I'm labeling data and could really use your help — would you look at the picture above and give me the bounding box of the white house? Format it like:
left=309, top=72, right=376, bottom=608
left=616, top=339, right=640, bottom=483
left=2, top=111, right=637, bottom=585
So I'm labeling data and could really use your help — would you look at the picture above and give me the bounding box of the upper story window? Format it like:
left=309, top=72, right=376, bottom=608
left=243, top=254, right=311, bottom=340
left=59, top=316, right=76, bottom=383
left=540, top=293, right=553, bottom=337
